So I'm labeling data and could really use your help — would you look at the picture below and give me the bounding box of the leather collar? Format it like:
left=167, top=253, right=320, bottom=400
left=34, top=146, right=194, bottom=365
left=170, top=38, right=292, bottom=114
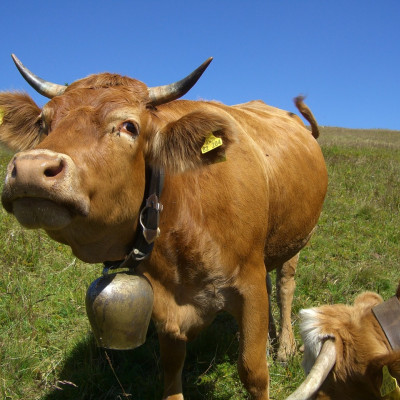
left=102, top=166, right=164, bottom=274
left=372, top=295, right=400, bottom=351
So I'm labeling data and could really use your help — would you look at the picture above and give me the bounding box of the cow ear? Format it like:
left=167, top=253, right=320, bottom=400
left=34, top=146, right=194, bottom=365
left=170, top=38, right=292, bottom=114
left=387, top=356, right=400, bottom=382
left=146, top=110, right=237, bottom=173
left=366, top=351, right=400, bottom=392
left=0, top=92, right=43, bottom=152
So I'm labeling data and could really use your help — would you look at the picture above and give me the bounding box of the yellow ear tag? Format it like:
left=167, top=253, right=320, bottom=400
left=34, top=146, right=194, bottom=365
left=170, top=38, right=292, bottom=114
left=0, top=108, right=4, bottom=125
left=381, top=365, right=400, bottom=399
left=201, top=132, right=223, bottom=154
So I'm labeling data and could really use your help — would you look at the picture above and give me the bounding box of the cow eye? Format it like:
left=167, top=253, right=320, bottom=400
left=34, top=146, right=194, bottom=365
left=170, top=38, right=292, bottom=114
left=37, top=117, right=48, bottom=135
left=120, top=121, right=139, bottom=137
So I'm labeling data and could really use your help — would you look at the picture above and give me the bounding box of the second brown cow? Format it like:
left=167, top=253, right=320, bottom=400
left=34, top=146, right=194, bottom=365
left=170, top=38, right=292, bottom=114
left=287, top=283, right=400, bottom=400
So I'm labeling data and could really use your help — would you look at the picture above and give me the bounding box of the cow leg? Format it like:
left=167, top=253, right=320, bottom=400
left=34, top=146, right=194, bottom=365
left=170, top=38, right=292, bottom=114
left=276, top=253, right=298, bottom=362
left=158, top=332, right=186, bottom=400
left=266, top=272, right=278, bottom=354
left=231, top=271, right=270, bottom=399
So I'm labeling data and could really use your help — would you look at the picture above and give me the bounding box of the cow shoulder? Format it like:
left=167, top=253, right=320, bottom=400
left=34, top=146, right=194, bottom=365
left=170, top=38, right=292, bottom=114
left=0, top=92, right=42, bottom=151
left=146, top=108, right=237, bottom=173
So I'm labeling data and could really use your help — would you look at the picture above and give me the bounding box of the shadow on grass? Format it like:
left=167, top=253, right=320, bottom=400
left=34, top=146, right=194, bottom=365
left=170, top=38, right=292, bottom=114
left=42, top=313, right=243, bottom=400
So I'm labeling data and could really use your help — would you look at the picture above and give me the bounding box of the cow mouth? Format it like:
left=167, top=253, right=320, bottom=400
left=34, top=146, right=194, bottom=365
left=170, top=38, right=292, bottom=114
left=6, top=197, right=88, bottom=230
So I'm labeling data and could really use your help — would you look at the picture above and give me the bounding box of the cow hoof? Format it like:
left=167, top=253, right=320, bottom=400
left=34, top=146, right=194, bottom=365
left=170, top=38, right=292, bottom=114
left=276, top=344, right=297, bottom=363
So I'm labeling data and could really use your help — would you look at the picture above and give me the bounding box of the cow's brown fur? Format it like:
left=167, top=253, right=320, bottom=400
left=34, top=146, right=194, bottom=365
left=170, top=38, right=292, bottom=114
left=299, top=283, right=400, bottom=400
left=0, top=70, right=327, bottom=399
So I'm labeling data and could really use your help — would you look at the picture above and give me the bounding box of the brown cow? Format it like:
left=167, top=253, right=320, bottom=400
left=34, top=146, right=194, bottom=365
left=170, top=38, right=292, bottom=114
left=0, top=55, right=327, bottom=399
left=287, top=283, right=400, bottom=400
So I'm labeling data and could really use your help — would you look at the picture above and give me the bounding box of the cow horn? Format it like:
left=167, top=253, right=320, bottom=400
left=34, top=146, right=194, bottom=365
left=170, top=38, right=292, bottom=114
left=286, top=340, right=336, bottom=400
left=11, top=54, right=67, bottom=99
left=148, top=57, right=213, bottom=106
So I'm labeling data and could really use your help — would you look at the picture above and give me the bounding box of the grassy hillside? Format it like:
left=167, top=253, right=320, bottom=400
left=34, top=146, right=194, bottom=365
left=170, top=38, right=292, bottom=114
left=0, top=127, right=399, bottom=400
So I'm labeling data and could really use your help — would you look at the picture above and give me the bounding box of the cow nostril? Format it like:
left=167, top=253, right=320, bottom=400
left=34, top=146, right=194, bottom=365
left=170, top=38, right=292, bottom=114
left=44, top=160, right=64, bottom=178
left=11, top=165, right=17, bottom=178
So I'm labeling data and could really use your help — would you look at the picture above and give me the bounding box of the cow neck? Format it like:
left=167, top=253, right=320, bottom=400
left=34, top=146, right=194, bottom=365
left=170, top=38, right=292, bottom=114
left=372, top=295, right=400, bottom=351
left=102, top=166, right=164, bottom=275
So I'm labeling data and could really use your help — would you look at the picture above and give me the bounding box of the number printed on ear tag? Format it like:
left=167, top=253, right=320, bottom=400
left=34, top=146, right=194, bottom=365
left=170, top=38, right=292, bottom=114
left=201, top=132, right=223, bottom=154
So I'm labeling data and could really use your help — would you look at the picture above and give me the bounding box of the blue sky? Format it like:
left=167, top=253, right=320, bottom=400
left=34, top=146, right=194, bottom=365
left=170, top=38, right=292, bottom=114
left=0, top=1, right=399, bottom=130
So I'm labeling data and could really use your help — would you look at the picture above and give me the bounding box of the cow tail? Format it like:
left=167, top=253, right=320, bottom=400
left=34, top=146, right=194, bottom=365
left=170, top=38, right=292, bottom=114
left=294, top=96, right=320, bottom=139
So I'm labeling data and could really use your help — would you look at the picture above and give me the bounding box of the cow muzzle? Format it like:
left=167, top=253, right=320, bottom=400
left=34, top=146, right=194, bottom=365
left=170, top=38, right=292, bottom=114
left=1, top=149, right=89, bottom=230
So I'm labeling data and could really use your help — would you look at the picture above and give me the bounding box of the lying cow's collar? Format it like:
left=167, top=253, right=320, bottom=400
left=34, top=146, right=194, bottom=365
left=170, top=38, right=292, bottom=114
left=372, top=295, right=400, bottom=351
left=102, top=167, right=164, bottom=274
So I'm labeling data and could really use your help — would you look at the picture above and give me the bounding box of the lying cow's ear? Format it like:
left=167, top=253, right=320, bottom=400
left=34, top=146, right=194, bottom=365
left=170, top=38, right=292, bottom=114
left=146, top=111, right=237, bottom=173
left=366, top=352, right=400, bottom=395
left=0, top=92, right=43, bottom=152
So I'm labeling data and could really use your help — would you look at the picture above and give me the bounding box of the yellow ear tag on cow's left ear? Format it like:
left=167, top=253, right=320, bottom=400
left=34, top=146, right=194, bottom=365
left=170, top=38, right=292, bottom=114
left=0, top=108, right=4, bottom=126
left=380, top=365, right=400, bottom=399
left=201, top=132, right=223, bottom=154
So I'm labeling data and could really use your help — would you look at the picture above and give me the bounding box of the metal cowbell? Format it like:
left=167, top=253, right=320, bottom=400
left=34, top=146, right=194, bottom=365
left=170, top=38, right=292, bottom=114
left=85, top=272, right=153, bottom=350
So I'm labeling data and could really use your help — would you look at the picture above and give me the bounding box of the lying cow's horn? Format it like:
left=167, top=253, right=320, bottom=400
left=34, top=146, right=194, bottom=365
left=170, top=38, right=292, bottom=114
left=286, top=340, right=336, bottom=400
left=11, top=54, right=67, bottom=99
left=148, top=57, right=213, bottom=106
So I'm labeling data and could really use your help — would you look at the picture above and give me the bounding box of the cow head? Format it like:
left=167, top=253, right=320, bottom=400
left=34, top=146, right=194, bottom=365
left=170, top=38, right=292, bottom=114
left=0, top=55, right=234, bottom=262
left=287, top=284, right=400, bottom=400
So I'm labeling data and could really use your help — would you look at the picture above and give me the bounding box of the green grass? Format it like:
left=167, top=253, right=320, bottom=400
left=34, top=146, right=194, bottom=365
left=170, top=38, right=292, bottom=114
left=0, top=127, right=399, bottom=400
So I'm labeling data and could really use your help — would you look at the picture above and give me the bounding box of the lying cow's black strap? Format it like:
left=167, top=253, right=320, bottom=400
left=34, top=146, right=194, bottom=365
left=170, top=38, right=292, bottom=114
left=102, top=166, right=164, bottom=274
left=372, top=296, right=400, bottom=351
